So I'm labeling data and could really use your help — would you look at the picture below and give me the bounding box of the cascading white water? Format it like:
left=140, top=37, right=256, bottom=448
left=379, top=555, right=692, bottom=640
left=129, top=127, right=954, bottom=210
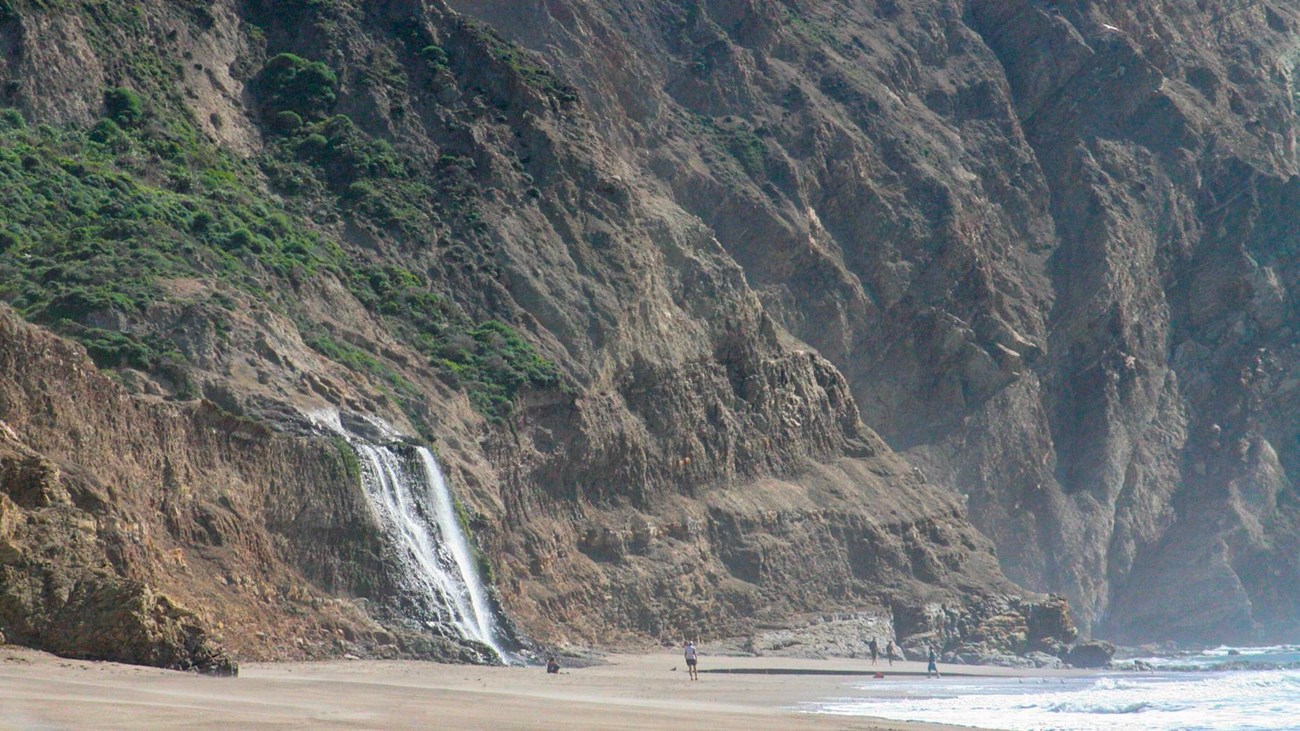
left=351, top=442, right=506, bottom=661
left=411, top=447, right=500, bottom=649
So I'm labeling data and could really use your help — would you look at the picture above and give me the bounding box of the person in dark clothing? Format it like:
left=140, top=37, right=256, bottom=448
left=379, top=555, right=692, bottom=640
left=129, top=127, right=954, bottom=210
left=927, top=646, right=941, bottom=678
left=868, top=637, right=879, bottom=666
left=546, top=656, right=561, bottom=674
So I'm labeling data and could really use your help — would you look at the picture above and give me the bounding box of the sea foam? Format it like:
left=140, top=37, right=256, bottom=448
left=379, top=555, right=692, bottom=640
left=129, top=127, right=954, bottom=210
left=810, top=648, right=1300, bottom=731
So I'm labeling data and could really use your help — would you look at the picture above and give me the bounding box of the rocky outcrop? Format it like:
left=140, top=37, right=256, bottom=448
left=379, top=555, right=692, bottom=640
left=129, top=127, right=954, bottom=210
left=892, top=592, right=1077, bottom=659
left=0, top=441, right=234, bottom=674
left=0, top=308, right=444, bottom=665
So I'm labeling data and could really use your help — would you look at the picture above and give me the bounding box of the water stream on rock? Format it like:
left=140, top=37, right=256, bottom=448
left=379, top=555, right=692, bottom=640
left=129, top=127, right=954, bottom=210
left=352, top=442, right=507, bottom=661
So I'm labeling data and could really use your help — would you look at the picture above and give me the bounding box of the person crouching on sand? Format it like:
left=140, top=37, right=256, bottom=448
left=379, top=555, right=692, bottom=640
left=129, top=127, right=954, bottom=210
left=684, top=640, right=699, bottom=681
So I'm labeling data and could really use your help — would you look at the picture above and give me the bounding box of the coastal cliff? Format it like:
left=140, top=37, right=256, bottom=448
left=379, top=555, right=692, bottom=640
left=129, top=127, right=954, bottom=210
left=0, top=0, right=1297, bottom=665
left=448, top=0, right=1300, bottom=642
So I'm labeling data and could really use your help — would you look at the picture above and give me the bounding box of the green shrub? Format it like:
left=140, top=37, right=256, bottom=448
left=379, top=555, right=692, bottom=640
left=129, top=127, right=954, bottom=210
left=189, top=210, right=215, bottom=232
left=41, top=284, right=148, bottom=324
left=79, top=327, right=154, bottom=370
left=332, top=436, right=361, bottom=482
left=0, top=108, right=349, bottom=393
left=104, top=87, right=145, bottom=127
left=724, top=127, right=766, bottom=177
left=440, top=319, right=560, bottom=421
left=339, top=262, right=561, bottom=421
left=271, top=110, right=303, bottom=135
left=0, top=108, right=24, bottom=131
left=342, top=180, right=374, bottom=203
left=291, top=115, right=403, bottom=191
left=305, top=331, right=382, bottom=374
left=257, top=53, right=338, bottom=121
left=88, top=118, right=130, bottom=150
left=420, top=45, right=448, bottom=68
left=222, top=227, right=266, bottom=253
left=297, top=132, right=329, bottom=156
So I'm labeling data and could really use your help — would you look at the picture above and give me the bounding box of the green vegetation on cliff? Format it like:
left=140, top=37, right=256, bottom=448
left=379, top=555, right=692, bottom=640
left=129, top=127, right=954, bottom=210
left=345, top=265, right=560, bottom=419
left=0, top=0, right=572, bottom=427
left=0, top=80, right=557, bottom=420
left=0, top=108, right=335, bottom=370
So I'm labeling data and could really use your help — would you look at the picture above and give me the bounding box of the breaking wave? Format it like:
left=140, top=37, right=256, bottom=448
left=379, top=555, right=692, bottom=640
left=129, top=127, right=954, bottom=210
left=809, top=651, right=1300, bottom=730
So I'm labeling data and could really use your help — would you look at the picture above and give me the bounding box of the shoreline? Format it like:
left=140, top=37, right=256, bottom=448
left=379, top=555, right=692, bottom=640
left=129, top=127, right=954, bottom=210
left=0, top=645, right=1098, bottom=730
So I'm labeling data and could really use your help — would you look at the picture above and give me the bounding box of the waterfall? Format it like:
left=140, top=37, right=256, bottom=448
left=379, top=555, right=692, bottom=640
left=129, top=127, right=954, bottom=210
left=411, top=448, right=500, bottom=649
left=351, top=442, right=507, bottom=661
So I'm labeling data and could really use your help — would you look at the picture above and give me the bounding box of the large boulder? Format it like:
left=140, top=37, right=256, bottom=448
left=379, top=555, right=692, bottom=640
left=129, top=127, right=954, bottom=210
left=46, top=581, right=238, bottom=676
left=1066, top=640, right=1116, bottom=669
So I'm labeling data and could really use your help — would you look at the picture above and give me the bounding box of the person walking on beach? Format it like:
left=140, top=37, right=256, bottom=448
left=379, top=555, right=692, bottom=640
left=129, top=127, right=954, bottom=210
left=927, top=646, right=941, bottom=678
left=868, top=637, right=879, bottom=666
left=684, top=640, right=699, bottom=681
left=885, top=640, right=898, bottom=666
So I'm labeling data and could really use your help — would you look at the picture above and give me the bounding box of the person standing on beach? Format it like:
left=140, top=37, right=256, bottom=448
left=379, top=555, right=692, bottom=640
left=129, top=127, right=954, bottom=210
left=927, top=646, right=941, bottom=678
left=684, top=640, right=699, bottom=681
left=868, top=637, right=879, bottom=666
left=885, top=640, right=898, bottom=666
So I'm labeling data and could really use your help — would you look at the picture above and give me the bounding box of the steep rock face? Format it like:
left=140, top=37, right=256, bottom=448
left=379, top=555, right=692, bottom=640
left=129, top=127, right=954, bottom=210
left=450, top=0, right=1300, bottom=641
left=968, top=0, right=1300, bottom=642
left=0, top=0, right=1064, bottom=662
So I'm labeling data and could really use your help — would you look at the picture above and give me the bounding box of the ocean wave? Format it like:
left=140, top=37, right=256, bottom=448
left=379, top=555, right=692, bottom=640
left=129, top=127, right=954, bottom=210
left=1090, top=677, right=1140, bottom=691
left=810, top=665, right=1300, bottom=730
left=1202, top=644, right=1300, bottom=657
left=1046, top=700, right=1155, bottom=715
left=1131, top=644, right=1300, bottom=670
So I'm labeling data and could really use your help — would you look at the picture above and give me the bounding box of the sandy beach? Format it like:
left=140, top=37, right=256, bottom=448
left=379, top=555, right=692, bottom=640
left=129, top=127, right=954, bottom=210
left=0, top=646, right=1074, bottom=730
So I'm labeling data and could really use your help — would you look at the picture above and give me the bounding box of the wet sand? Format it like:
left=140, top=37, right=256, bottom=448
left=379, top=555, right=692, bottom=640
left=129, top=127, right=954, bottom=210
left=0, top=646, right=1069, bottom=730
